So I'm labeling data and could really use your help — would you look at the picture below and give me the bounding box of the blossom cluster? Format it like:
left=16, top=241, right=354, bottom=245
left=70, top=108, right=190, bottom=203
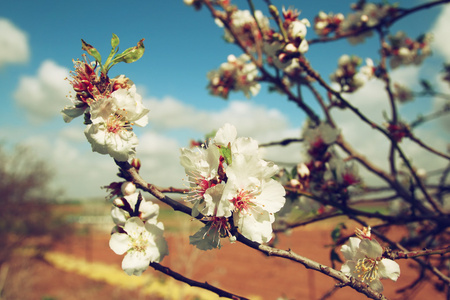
left=263, top=7, right=310, bottom=72
left=109, top=182, right=169, bottom=276
left=312, top=3, right=398, bottom=44
left=330, top=54, right=375, bottom=93
left=61, top=36, right=149, bottom=162
left=339, top=2, right=398, bottom=44
left=207, top=5, right=314, bottom=98
left=216, top=8, right=271, bottom=52
left=313, top=11, right=344, bottom=36
left=180, top=123, right=286, bottom=249
left=207, top=54, right=260, bottom=99
left=341, top=227, right=400, bottom=292
left=385, top=31, right=432, bottom=69
left=277, top=122, right=361, bottom=217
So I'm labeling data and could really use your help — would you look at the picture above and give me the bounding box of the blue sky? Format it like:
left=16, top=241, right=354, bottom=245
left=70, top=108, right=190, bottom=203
left=1, top=0, right=449, bottom=199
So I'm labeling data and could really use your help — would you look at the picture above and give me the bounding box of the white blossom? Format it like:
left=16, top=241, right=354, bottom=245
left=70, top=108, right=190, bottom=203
left=109, top=217, right=168, bottom=276
left=341, top=231, right=400, bottom=292
left=84, top=85, right=149, bottom=161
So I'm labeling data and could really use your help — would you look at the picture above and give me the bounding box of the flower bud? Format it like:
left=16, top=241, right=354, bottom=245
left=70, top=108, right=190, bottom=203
left=288, top=20, right=308, bottom=40
left=131, top=158, right=141, bottom=170
left=297, top=163, right=310, bottom=179
left=121, top=181, right=137, bottom=196
left=113, top=197, right=125, bottom=208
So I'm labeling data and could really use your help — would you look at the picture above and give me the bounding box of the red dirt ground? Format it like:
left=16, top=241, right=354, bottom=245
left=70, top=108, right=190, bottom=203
left=1, top=224, right=446, bottom=300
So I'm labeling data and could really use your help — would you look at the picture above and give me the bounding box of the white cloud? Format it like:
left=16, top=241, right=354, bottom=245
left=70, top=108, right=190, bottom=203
left=430, top=4, right=450, bottom=61
left=0, top=18, right=29, bottom=68
left=14, top=60, right=71, bottom=123
left=145, top=97, right=293, bottom=140
left=144, top=96, right=302, bottom=163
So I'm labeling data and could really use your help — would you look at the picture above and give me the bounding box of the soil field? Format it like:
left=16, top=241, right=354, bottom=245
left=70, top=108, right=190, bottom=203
left=1, top=220, right=446, bottom=300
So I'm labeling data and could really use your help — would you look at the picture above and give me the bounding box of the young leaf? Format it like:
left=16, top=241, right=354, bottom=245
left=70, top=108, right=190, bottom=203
left=111, top=38, right=145, bottom=66
left=111, top=33, right=120, bottom=50
left=81, top=39, right=102, bottom=65
left=104, top=33, right=121, bottom=72
left=219, top=143, right=232, bottom=166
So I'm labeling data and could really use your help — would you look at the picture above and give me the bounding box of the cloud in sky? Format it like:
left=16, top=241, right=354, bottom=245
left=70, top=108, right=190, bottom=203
left=144, top=96, right=302, bottom=162
left=430, top=4, right=450, bottom=61
left=0, top=18, right=29, bottom=68
left=14, top=60, right=72, bottom=123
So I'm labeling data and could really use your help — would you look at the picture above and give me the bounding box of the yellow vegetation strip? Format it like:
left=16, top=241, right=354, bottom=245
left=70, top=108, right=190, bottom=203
left=44, top=251, right=222, bottom=300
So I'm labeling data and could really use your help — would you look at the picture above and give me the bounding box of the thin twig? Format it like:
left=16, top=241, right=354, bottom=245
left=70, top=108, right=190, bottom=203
left=150, top=262, right=250, bottom=300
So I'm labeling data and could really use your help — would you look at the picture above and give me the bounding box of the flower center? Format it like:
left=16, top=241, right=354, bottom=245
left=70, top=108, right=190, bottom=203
left=130, top=231, right=149, bottom=253
left=106, top=114, right=129, bottom=134
left=355, top=257, right=379, bottom=282
left=230, top=189, right=254, bottom=212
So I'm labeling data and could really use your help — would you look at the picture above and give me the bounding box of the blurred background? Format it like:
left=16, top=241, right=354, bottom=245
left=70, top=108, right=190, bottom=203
left=0, top=1, right=448, bottom=299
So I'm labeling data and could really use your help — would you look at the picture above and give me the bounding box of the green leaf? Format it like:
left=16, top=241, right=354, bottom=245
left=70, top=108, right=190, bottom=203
left=81, top=39, right=102, bottom=65
left=111, top=38, right=145, bottom=65
left=103, top=34, right=121, bottom=73
left=111, top=33, right=120, bottom=50
left=219, top=143, right=232, bottom=166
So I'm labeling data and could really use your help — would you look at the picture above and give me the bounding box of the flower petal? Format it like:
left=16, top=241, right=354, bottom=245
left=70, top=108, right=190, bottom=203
left=122, top=251, right=150, bottom=276
left=109, top=233, right=131, bottom=255
left=378, top=258, right=400, bottom=281
left=359, top=238, right=383, bottom=258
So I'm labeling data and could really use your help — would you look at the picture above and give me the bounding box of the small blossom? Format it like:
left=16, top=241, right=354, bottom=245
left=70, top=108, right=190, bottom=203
left=84, top=85, right=149, bottom=161
left=339, top=3, right=398, bottom=45
left=218, top=9, right=270, bottom=52
left=314, top=11, right=344, bottom=36
left=109, top=217, right=168, bottom=276
left=330, top=55, right=374, bottom=92
left=207, top=54, right=260, bottom=99
left=303, top=122, right=340, bottom=159
left=340, top=227, right=400, bottom=292
left=385, top=31, right=432, bottom=69
left=189, top=216, right=234, bottom=250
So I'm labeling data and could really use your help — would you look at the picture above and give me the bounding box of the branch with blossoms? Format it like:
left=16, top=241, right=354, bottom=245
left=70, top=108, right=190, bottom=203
left=59, top=0, right=450, bottom=299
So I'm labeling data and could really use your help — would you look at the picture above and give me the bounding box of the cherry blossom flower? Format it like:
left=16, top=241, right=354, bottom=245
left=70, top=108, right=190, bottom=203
left=385, top=31, right=432, bottom=69
left=189, top=215, right=235, bottom=250
left=180, top=123, right=286, bottom=245
left=109, top=217, right=168, bottom=276
left=330, top=55, right=374, bottom=92
left=207, top=54, right=260, bottom=99
left=223, top=154, right=285, bottom=243
left=180, top=145, right=222, bottom=217
left=341, top=227, right=400, bottom=292
left=314, top=11, right=344, bottom=36
left=325, top=156, right=361, bottom=188
left=84, top=85, right=149, bottom=161
left=339, top=2, right=398, bottom=45
left=217, top=9, right=270, bottom=52
left=302, top=122, right=340, bottom=159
